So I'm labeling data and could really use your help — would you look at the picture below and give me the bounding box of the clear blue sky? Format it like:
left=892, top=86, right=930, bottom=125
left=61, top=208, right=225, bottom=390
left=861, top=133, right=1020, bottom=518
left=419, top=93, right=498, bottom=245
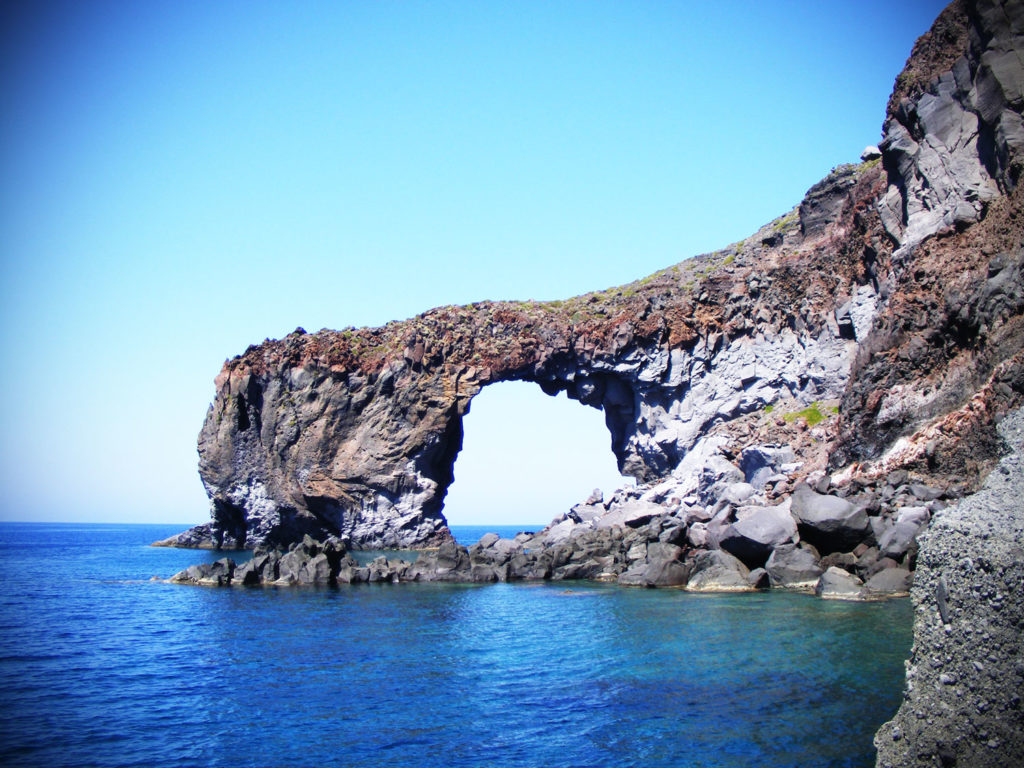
left=0, top=0, right=948, bottom=526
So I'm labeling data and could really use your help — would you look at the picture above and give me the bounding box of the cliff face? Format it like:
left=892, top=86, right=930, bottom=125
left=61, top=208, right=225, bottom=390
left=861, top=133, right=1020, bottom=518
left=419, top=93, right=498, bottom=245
left=874, top=409, right=1024, bottom=767
left=837, top=0, right=1024, bottom=478
left=163, top=0, right=1024, bottom=553
left=172, top=167, right=882, bottom=550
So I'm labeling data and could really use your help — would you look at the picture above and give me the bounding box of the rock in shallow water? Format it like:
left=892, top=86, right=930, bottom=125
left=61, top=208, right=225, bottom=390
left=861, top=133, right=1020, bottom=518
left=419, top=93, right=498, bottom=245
left=765, top=543, right=823, bottom=588
left=814, top=566, right=864, bottom=600
left=685, top=550, right=753, bottom=592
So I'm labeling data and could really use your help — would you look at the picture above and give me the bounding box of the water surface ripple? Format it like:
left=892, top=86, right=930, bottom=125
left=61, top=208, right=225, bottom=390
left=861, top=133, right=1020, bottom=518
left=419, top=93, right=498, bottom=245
left=0, top=523, right=911, bottom=767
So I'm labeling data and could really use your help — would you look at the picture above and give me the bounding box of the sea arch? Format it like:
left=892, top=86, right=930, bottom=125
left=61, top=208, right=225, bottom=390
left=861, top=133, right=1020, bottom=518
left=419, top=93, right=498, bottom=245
left=440, top=379, right=633, bottom=529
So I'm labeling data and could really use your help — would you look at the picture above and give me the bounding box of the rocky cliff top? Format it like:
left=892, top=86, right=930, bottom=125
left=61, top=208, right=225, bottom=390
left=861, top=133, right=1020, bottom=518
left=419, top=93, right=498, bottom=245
left=224, top=166, right=877, bottom=385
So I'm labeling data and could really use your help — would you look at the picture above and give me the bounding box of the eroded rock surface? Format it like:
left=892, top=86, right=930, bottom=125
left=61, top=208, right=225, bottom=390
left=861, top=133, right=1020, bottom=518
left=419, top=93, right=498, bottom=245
left=160, top=0, right=1024, bottom=555
left=875, top=408, right=1024, bottom=768
left=166, top=3, right=1024, bottom=760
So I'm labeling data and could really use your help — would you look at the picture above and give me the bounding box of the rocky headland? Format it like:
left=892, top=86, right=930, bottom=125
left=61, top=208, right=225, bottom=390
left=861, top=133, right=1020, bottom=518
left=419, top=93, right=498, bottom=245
left=164, top=1, right=1024, bottom=764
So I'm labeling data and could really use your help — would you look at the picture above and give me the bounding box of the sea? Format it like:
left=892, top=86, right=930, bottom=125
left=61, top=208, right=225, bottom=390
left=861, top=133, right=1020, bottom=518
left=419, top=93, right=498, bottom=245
left=0, top=522, right=912, bottom=768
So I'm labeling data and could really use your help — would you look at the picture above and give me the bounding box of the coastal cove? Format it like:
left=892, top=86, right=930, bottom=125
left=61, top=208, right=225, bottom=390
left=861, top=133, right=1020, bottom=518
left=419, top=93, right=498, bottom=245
left=0, top=523, right=911, bottom=768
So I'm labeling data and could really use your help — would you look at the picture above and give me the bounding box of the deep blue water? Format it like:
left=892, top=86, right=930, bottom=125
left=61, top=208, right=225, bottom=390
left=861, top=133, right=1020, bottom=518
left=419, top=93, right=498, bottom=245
left=0, top=523, right=912, bottom=768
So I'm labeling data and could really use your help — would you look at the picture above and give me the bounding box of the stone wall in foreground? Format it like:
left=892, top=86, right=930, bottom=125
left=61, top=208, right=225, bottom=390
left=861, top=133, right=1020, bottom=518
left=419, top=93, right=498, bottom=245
left=874, top=408, right=1024, bottom=768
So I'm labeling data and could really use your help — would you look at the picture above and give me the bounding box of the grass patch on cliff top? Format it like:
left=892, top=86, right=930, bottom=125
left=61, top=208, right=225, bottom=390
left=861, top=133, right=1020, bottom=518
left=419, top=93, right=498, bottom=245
left=783, top=402, right=824, bottom=427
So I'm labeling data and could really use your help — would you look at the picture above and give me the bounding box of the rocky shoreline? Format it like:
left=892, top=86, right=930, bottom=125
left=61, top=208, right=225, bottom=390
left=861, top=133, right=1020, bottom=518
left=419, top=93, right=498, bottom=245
left=166, top=2, right=1024, bottom=763
left=171, top=439, right=947, bottom=598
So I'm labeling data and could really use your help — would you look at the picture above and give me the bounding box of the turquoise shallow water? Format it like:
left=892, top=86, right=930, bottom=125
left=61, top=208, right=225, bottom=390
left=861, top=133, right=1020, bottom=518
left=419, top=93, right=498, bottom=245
left=0, top=523, right=912, bottom=768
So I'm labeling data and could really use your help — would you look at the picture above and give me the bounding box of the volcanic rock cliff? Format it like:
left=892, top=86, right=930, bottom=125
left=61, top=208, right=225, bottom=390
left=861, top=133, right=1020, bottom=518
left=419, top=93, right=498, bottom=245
left=164, top=2, right=1024, bottom=762
left=163, top=0, right=1024, bottom=556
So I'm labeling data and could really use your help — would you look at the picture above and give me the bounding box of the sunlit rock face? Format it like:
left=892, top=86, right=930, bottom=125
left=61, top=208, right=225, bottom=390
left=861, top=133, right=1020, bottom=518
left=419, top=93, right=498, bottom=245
left=160, top=0, right=1024, bottom=552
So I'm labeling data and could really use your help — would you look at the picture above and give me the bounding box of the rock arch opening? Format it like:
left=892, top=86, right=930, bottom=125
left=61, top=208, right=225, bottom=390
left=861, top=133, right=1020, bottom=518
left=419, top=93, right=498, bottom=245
left=441, top=380, right=633, bottom=528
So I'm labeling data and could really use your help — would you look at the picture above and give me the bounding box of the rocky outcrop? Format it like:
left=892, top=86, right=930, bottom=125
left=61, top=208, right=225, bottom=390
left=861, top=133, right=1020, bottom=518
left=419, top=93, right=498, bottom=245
left=874, top=408, right=1024, bottom=768
left=163, top=2, right=1024, bottom=760
left=171, top=457, right=945, bottom=602
left=834, top=0, right=1024, bottom=477
left=159, top=0, right=1024, bottom=556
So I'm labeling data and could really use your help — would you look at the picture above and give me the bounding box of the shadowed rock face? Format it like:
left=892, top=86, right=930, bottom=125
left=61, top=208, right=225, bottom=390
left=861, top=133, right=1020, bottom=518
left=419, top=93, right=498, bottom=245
left=161, top=0, right=1024, bottom=554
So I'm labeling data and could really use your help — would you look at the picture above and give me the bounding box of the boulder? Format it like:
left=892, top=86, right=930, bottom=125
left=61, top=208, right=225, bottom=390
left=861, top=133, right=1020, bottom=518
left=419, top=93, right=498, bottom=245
left=739, top=445, right=796, bottom=490
left=476, top=532, right=500, bottom=549
left=509, top=552, right=551, bottom=581
left=487, top=538, right=522, bottom=563
left=687, top=522, right=709, bottom=548
left=814, top=566, right=864, bottom=600
left=335, top=559, right=362, bottom=584
left=298, top=552, right=333, bottom=584
left=552, top=561, right=604, bottom=581
left=862, top=568, right=912, bottom=596
left=909, top=483, right=943, bottom=501
left=594, top=500, right=663, bottom=529
left=468, top=564, right=500, bottom=583
left=790, top=485, right=869, bottom=553
left=747, top=568, right=770, bottom=589
left=719, top=482, right=756, bottom=507
left=633, top=542, right=691, bottom=587
left=618, top=550, right=690, bottom=587
left=233, top=557, right=263, bottom=586
left=685, top=550, right=753, bottom=592
left=718, top=504, right=798, bottom=567
left=877, top=506, right=930, bottom=561
left=533, top=516, right=580, bottom=547
left=860, top=145, right=882, bottom=161
left=698, top=456, right=745, bottom=504
left=276, top=548, right=309, bottom=583
left=658, top=523, right=688, bottom=546
left=434, top=540, right=471, bottom=573
left=765, top=544, right=823, bottom=588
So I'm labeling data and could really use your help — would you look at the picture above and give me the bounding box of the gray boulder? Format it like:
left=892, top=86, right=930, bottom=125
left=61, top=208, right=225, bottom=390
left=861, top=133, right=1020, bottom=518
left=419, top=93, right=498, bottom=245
left=862, top=568, right=912, bottom=596
left=233, top=554, right=269, bottom=586
left=685, top=550, right=753, bottom=592
left=815, top=566, right=864, bottom=600
left=718, top=482, right=756, bottom=508
left=765, top=543, right=823, bottom=588
left=275, top=548, right=308, bottom=584
left=877, top=506, right=930, bottom=561
left=298, top=552, right=333, bottom=584
left=618, top=543, right=689, bottom=587
left=860, top=145, right=882, bottom=161
left=790, top=485, right=869, bottom=553
left=476, top=532, right=500, bottom=549
left=719, top=504, right=798, bottom=567
left=687, top=522, right=709, bottom=548
left=594, top=500, right=663, bottom=530
left=698, top=456, right=745, bottom=504
left=747, top=568, right=770, bottom=589
left=740, top=445, right=796, bottom=490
